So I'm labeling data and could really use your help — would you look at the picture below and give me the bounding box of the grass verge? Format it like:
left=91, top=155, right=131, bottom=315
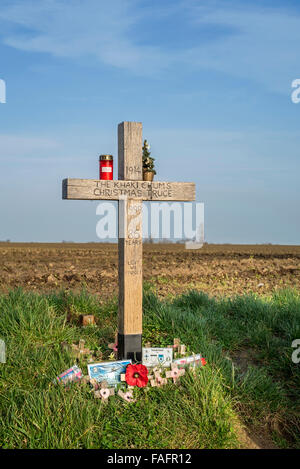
left=0, top=287, right=299, bottom=449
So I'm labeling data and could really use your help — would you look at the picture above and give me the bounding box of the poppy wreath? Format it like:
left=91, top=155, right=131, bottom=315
left=125, top=364, right=149, bottom=387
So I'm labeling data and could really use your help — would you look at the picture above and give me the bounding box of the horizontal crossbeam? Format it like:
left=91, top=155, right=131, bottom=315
left=62, top=178, right=195, bottom=202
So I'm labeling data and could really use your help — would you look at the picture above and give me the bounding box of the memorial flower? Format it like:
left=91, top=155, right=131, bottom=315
left=201, top=358, right=207, bottom=366
left=125, top=364, right=149, bottom=387
left=100, top=388, right=110, bottom=400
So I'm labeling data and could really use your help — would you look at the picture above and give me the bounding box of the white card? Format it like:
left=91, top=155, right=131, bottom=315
left=142, top=347, right=173, bottom=368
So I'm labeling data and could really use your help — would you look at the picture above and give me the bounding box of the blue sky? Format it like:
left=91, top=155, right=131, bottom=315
left=0, top=0, right=299, bottom=243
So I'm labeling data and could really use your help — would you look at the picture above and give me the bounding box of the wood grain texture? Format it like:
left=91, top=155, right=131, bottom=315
left=118, top=122, right=143, bottom=181
left=62, top=179, right=195, bottom=201
left=118, top=198, right=143, bottom=335
left=118, top=122, right=143, bottom=336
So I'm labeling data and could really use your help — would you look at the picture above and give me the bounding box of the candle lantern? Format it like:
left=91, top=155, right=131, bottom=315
left=99, top=154, right=113, bottom=180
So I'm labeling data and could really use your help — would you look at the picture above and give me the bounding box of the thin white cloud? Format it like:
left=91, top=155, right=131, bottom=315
left=0, top=0, right=299, bottom=90
left=0, top=0, right=171, bottom=75
left=182, top=1, right=300, bottom=92
left=0, top=134, right=58, bottom=159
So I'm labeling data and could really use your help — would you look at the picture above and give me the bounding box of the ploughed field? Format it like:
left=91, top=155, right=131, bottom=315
left=0, top=243, right=299, bottom=299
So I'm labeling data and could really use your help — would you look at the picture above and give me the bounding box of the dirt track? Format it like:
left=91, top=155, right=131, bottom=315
left=0, top=242, right=299, bottom=300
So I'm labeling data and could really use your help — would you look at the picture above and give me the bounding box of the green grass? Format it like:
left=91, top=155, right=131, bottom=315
left=0, top=287, right=299, bottom=449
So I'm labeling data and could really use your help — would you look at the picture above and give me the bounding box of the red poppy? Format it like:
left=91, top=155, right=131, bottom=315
left=201, top=358, right=207, bottom=366
left=125, top=364, right=149, bottom=387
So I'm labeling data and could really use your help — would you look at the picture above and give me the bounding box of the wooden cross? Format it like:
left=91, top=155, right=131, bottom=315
left=62, top=122, right=195, bottom=361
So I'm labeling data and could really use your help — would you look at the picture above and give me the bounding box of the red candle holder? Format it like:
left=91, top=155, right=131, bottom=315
left=99, top=154, right=113, bottom=180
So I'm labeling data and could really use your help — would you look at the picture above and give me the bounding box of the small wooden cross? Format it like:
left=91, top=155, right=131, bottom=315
left=62, top=122, right=195, bottom=361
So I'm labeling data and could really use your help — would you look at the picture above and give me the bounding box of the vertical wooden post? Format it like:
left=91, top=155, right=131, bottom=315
left=118, top=122, right=143, bottom=361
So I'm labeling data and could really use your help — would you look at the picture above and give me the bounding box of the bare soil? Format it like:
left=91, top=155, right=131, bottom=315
left=0, top=242, right=299, bottom=300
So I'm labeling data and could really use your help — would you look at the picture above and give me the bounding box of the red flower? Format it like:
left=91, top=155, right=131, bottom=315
left=125, top=364, right=149, bottom=387
left=201, top=358, right=207, bottom=366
